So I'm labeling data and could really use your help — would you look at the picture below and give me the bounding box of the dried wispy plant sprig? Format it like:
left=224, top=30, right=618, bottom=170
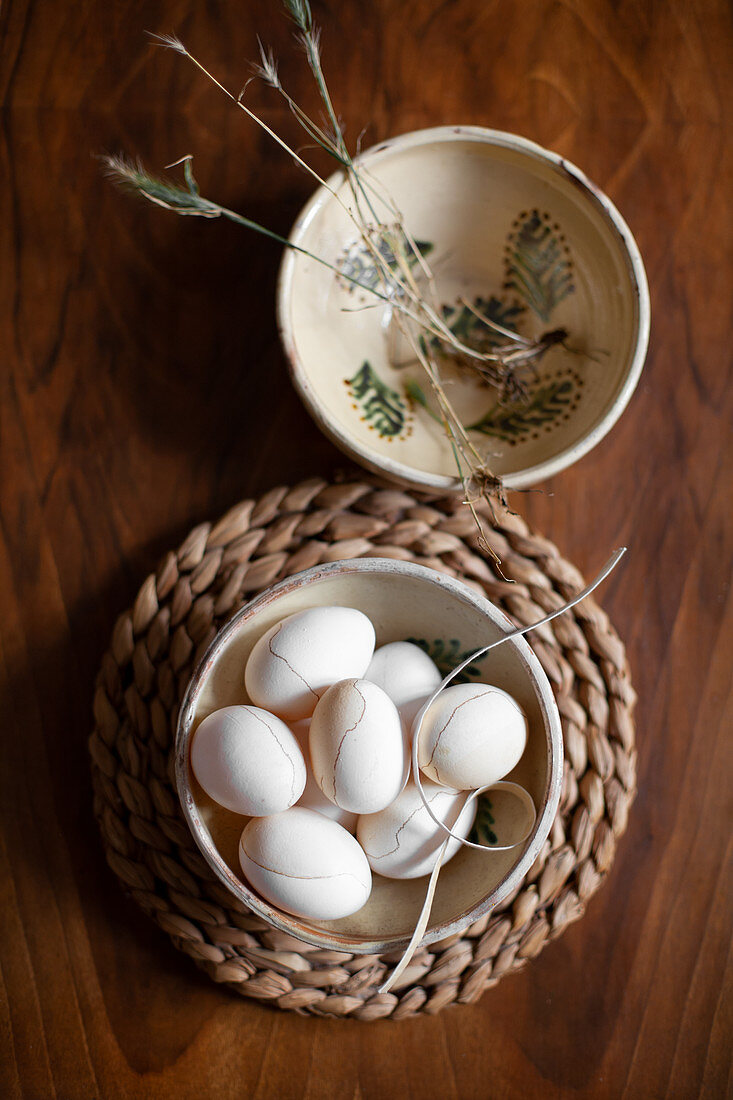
left=106, top=1, right=561, bottom=567
left=101, top=154, right=397, bottom=301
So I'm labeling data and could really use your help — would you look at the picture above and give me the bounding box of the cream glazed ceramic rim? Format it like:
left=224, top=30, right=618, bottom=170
left=175, top=557, right=563, bottom=954
left=277, top=125, right=651, bottom=492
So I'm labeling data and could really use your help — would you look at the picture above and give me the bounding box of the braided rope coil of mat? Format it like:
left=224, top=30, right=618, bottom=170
left=89, top=477, right=637, bottom=1020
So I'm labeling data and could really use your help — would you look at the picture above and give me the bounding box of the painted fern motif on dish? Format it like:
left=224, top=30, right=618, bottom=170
left=468, top=378, right=575, bottom=441
left=503, top=210, right=574, bottom=321
left=344, top=211, right=579, bottom=446
left=439, top=295, right=526, bottom=350
left=339, top=236, right=434, bottom=295
left=345, top=361, right=409, bottom=439
left=470, top=795, right=498, bottom=846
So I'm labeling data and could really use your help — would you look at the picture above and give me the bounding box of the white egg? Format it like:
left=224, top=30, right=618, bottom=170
left=190, top=705, right=306, bottom=816
left=357, top=778, right=477, bottom=879
left=310, top=678, right=407, bottom=814
left=290, top=719, right=358, bottom=832
left=244, top=606, right=376, bottom=721
left=417, top=683, right=527, bottom=790
left=238, top=807, right=371, bottom=919
left=365, top=641, right=442, bottom=709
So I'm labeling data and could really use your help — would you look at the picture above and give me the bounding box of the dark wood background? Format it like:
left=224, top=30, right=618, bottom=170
left=1, top=0, right=731, bottom=1096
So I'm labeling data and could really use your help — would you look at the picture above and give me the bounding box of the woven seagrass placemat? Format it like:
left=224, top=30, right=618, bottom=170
left=89, top=477, right=637, bottom=1020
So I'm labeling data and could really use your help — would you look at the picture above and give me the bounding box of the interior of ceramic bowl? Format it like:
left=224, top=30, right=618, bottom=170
left=176, top=560, right=562, bottom=953
left=279, top=127, right=648, bottom=490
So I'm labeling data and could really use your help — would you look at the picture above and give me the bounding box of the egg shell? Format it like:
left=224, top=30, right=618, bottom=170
left=190, top=705, right=306, bottom=816
left=238, top=807, right=372, bottom=920
left=357, top=778, right=477, bottom=879
left=418, top=683, right=528, bottom=790
left=290, top=720, right=358, bottom=832
left=310, top=678, right=407, bottom=814
left=244, top=606, right=376, bottom=721
left=365, top=641, right=442, bottom=709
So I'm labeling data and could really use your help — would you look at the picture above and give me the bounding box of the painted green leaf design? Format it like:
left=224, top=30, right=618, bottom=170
left=406, top=637, right=484, bottom=683
left=438, top=295, right=525, bottom=349
left=468, top=378, right=574, bottom=441
left=469, top=795, right=498, bottom=846
left=504, top=211, right=574, bottom=322
left=339, top=237, right=434, bottom=294
left=346, top=361, right=407, bottom=438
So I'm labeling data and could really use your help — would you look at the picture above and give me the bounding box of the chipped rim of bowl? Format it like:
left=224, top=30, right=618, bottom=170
left=276, top=125, right=651, bottom=492
left=175, top=556, right=563, bottom=954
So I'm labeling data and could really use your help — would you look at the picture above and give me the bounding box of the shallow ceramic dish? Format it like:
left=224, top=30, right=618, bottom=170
left=277, top=126, right=650, bottom=491
left=175, top=558, right=563, bottom=954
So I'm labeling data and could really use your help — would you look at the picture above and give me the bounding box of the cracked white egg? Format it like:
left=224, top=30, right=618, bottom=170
left=238, top=807, right=372, bottom=920
left=290, top=719, right=358, bottom=833
left=190, top=705, right=306, bottom=816
left=310, top=678, right=407, bottom=814
left=357, top=778, right=477, bottom=879
left=365, top=641, right=442, bottom=710
left=417, top=682, right=528, bottom=790
left=244, top=606, right=376, bottom=721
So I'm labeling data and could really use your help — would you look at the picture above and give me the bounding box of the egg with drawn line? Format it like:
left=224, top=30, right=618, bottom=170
left=357, top=777, right=477, bottom=879
left=244, top=606, right=376, bottom=721
left=190, top=704, right=306, bottom=816
left=310, top=678, right=407, bottom=814
left=417, top=682, right=528, bottom=790
left=238, top=807, right=372, bottom=920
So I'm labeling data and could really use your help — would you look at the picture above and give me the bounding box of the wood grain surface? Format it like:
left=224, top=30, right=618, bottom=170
left=1, top=0, right=731, bottom=1096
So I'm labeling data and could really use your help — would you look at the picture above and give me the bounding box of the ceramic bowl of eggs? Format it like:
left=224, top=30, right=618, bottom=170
left=175, top=558, right=563, bottom=953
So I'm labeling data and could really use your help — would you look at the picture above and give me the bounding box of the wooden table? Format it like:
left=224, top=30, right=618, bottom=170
left=1, top=1, right=731, bottom=1096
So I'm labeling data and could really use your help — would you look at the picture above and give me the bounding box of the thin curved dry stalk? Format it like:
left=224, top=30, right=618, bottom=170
left=109, top=3, right=570, bottom=565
